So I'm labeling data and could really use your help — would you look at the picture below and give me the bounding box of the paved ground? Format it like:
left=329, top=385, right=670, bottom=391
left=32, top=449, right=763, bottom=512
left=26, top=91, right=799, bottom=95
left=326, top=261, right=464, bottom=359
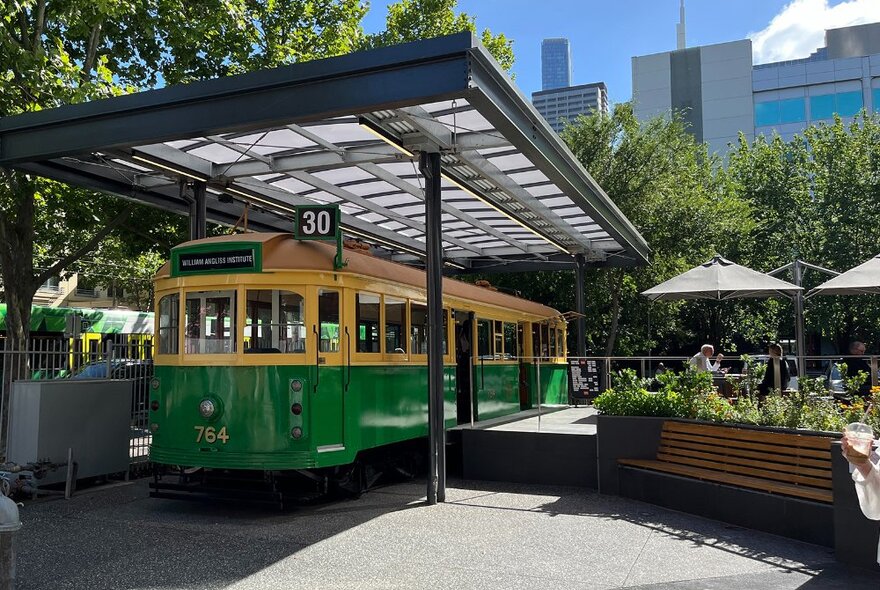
left=12, top=477, right=880, bottom=589
left=486, top=406, right=597, bottom=435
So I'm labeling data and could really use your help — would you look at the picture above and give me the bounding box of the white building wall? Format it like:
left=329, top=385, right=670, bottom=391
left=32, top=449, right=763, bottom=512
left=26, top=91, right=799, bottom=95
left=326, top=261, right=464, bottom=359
left=632, top=53, right=672, bottom=120
left=700, top=40, right=754, bottom=155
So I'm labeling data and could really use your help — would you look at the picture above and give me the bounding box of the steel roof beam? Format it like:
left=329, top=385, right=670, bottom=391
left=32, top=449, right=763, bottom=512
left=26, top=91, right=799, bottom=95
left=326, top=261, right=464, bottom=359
left=285, top=170, right=485, bottom=256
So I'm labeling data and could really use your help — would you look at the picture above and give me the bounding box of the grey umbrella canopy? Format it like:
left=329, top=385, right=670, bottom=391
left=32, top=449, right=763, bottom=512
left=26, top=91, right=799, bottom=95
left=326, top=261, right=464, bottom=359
left=641, top=256, right=802, bottom=301
left=808, top=254, right=880, bottom=296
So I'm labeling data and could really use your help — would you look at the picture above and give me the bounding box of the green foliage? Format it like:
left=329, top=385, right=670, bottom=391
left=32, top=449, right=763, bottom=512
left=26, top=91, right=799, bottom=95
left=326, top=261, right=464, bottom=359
left=359, top=0, right=514, bottom=72
left=593, top=369, right=683, bottom=417
left=594, top=366, right=875, bottom=434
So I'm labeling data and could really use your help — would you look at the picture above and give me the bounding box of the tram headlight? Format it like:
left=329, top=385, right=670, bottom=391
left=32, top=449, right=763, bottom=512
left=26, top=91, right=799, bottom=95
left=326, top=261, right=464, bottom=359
left=150, top=400, right=160, bottom=412
left=199, top=399, right=216, bottom=419
left=150, top=378, right=160, bottom=390
left=150, top=423, right=159, bottom=433
left=290, top=379, right=303, bottom=392
left=291, top=427, right=303, bottom=439
left=291, top=403, right=303, bottom=415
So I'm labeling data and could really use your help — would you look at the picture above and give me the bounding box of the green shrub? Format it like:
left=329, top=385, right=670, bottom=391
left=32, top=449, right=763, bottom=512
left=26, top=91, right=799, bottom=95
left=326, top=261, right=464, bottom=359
left=593, top=366, right=876, bottom=435
left=593, top=369, right=684, bottom=418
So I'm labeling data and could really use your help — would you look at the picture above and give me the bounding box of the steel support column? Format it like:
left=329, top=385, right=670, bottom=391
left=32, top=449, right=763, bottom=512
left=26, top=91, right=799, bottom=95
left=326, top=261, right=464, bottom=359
left=420, top=151, right=445, bottom=504
left=793, top=259, right=806, bottom=378
left=188, top=181, right=207, bottom=240
left=575, top=254, right=586, bottom=357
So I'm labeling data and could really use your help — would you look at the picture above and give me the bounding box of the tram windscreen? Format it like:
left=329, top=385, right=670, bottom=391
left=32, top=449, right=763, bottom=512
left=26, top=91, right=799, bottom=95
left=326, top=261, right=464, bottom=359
left=318, top=290, right=340, bottom=353
left=244, top=289, right=305, bottom=353
left=185, top=291, right=236, bottom=354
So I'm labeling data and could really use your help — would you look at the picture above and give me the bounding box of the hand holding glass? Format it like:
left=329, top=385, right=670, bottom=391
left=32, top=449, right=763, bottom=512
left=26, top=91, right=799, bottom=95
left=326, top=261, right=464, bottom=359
left=843, top=422, right=874, bottom=465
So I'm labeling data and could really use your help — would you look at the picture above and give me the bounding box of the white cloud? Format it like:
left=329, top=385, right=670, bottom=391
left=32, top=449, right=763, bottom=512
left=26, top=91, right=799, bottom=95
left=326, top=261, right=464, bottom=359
left=749, top=0, right=880, bottom=64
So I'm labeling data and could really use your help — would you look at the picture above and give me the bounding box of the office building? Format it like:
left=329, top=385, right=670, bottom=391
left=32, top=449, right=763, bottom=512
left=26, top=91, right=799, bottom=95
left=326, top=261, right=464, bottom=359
left=542, top=38, right=572, bottom=90
left=532, top=83, right=609, bottom=133
left=631, top=22, right=880, bottom=155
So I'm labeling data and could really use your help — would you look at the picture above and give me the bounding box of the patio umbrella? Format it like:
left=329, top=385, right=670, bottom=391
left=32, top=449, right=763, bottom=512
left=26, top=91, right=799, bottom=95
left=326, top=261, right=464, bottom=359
left=642, top=256, right=805, bottom=375
left=808, top=254, right=880, bottom=296
left=642, top=256, right=802, bottom=301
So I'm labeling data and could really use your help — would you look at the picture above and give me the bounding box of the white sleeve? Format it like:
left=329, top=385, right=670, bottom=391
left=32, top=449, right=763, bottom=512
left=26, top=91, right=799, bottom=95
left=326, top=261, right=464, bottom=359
left=709, top=359, right=720, bottom=371
left=852, top=456, right=880, bottom=521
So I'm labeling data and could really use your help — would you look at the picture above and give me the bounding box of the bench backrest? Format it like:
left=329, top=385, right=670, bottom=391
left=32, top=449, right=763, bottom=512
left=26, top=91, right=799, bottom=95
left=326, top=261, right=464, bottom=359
left=658, top=421, right=835, bottom=493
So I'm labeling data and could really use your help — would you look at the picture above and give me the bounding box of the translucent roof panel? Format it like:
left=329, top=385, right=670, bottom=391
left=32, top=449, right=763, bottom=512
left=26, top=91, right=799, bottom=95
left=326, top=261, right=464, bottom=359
left=0, top=32, right=648, bottom=271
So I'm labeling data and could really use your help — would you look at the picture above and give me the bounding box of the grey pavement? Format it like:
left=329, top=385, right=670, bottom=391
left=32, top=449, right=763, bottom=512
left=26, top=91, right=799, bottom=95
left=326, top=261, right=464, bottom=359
left=487, top=406, right=597, bottom=435
left=13, top=477, right=880, bottom=589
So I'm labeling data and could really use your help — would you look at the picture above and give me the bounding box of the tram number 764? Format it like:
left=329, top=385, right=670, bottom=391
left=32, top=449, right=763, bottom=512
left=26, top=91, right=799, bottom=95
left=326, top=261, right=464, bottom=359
left=194, top=425, right=230, bottom=444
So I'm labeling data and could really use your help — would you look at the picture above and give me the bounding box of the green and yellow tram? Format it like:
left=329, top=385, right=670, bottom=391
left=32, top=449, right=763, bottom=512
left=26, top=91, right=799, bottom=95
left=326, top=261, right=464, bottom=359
left=149, top=232, right=568, bottom=494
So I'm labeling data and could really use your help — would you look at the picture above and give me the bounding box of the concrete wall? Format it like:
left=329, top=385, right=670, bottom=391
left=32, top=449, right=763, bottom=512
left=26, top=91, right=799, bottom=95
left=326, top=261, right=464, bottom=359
left=700, top=40, right=754, bottom=155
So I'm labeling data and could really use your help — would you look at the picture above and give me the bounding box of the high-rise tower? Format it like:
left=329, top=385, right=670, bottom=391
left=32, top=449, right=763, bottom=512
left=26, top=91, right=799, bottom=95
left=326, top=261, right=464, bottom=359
left=677, top=0, right=686, bottom=50
left=541, top=38, right=572, bottom=90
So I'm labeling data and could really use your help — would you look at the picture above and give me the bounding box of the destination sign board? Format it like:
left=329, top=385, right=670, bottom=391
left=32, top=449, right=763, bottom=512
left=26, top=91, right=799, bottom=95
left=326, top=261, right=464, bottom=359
left=178, top=249, right=256, bottom=273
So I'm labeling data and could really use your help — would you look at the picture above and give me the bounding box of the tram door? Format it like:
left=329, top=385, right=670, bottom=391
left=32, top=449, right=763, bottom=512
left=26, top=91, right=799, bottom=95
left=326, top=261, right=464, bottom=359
left=312, top=288, right=345, bottom=451
left=455, top=312, right=475, bottom=424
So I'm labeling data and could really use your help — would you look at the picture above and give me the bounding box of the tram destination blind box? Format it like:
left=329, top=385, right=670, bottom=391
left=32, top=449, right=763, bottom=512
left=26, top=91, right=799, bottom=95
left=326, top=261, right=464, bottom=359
left=568, top=359, right=602, bottom=401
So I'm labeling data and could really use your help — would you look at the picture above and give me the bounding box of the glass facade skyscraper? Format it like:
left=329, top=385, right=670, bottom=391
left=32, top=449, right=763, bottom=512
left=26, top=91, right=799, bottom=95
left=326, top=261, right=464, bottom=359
left=542, top=38, right=571, bottom=91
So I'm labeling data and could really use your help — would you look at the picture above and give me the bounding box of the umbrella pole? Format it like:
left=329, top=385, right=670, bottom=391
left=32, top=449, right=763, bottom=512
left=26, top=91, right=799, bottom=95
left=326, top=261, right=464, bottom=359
left=793, top=259, right=806, bottom=378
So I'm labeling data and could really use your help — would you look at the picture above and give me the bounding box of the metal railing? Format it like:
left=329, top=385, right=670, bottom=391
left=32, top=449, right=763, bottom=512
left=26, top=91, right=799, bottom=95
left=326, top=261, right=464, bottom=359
left=558, top=354, right=880, bottom=393
left=0, top=342, right=152, bottom=466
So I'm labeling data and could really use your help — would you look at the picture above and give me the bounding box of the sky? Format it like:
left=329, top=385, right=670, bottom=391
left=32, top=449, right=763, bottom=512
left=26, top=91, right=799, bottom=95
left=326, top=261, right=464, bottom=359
left=362, top=0, right=880, bottom=104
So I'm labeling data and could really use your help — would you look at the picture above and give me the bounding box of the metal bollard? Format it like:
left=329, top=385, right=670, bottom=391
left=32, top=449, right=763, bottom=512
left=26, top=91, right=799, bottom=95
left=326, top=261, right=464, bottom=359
left=0, top=494, right=22, bottom=590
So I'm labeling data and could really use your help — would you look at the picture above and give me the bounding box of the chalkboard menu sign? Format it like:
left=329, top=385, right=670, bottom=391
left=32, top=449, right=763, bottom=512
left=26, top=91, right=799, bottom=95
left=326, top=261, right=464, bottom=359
left=568, top=359, right=602, bottom=401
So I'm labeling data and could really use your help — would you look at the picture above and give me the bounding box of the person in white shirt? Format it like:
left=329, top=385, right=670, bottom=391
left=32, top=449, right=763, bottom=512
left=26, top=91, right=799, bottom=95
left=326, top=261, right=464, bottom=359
left=689, top=344, right=723, bottom=373
left=841, top=431, right=880, bottom=564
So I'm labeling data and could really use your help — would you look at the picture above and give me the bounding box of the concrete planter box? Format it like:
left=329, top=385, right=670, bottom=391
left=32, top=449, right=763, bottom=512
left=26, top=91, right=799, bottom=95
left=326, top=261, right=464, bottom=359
left=596, top=415, right=864, bottom=552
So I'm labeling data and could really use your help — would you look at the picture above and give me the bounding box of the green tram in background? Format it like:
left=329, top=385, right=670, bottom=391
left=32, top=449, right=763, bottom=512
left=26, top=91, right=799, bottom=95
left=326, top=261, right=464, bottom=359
left=149, top=232, right=568, bottom=500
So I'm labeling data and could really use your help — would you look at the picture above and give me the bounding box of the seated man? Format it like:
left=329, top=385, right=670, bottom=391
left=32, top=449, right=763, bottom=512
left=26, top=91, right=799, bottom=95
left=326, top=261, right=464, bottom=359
left=690, top=344, right=723, bottom=373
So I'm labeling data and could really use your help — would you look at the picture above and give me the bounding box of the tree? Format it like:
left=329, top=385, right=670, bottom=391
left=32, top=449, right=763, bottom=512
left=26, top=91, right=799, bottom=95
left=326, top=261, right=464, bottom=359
left=361, top=0, right=514, bottom=72
left=727, top=112, right=880, bottom=352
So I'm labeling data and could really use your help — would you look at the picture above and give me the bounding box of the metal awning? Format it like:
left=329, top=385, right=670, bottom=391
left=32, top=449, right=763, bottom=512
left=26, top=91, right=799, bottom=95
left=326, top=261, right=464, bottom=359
left=0, top=33, right=648, bottom=272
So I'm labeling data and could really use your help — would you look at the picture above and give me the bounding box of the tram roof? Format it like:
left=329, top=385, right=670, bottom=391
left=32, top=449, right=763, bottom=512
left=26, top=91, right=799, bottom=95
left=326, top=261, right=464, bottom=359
left=0, top=33, right=649, bottom=273
left=157, top=233, right=563, bottom=319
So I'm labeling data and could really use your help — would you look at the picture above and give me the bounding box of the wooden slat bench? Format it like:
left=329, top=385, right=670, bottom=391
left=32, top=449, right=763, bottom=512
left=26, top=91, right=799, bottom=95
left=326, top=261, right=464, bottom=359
left=618, top=421, right=835, bottom=504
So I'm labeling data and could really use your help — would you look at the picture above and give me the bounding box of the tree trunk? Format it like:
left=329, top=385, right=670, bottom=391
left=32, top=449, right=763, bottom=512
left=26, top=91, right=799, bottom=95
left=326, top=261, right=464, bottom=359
left=0, top=171, right=38, bottom=458
left=604, top=270, right=623, bottom=356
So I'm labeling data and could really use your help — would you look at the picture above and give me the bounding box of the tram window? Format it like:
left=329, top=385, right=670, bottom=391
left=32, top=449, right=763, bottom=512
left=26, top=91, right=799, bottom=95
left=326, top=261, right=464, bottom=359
left=411, top=302, right=428, bottom=354
left=503, top=322, right=517, bottom=360
left=244, top=290, right=305, bottom=353
left=158, top=294, right=179, bottom=354
left=541, top=324, right=550, bottom=358
left=356, top=293, right=380, bottom=353
left=556, top=327, right=565, bottom=357
left=185, top=291, right=236, bottom=354
left=385, top=297, right=406, bottom=353
left=477, top=319, right=492, bottom=359
left=532, top=324, right=540, bottom=358
left=318, top=290, right=340, bottom=353
left=548, top=326, right=557, bottom=358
